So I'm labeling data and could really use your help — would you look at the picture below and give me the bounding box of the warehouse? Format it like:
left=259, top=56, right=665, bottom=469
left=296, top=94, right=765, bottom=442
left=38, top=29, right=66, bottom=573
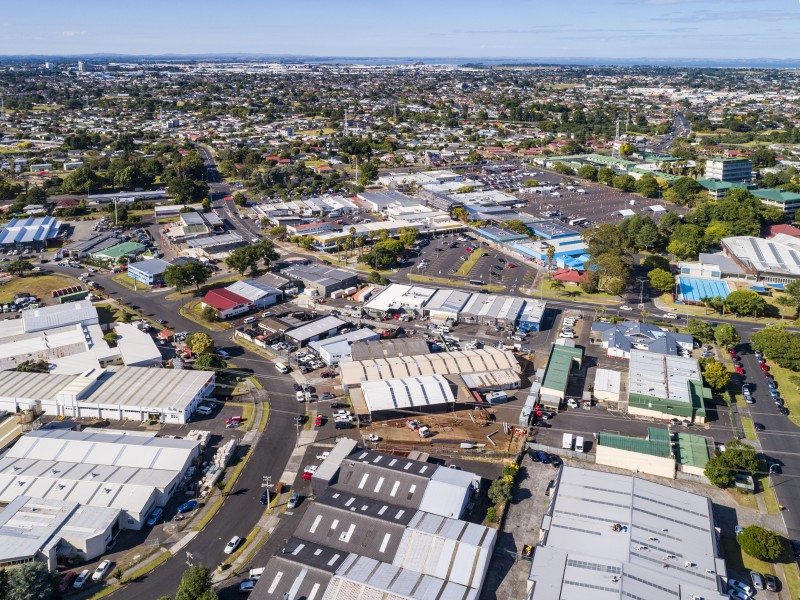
left=0, top=215, right=63, bottom=250
left=350, top=338, right=430, bottom=362
left=517, top=300, right=547, bottom=332
left=285, top=315, right=346, bottom=347
left=539, top=341, right=584, bottom=410
left=282, top=263, right=359, bottom=297
left=308, top=328, right=379, bottom=366
left=627, top=350, right=710, bottom=423
left=360, top=375, right=457, bottom=418
left=225, top=279, right=283, bottom=309
left=422, top=288, right=472, bottom=322
left=127, top=257, right=170, bottom=286
left=0, top=429, right=200, bottom=530
left=0, top=365, right=215, bottom=424
left=340, top=346, right=520, bottom=391
left=527, top=466, right=727, bottom=600
left=363, top=284, right=437, bottom=318
left=90, top=241, right=146, bottom=264
left=114, top=323, right=163, bottom=367
left=459, top=293, right=525, bottom=326
left=251, top=543, right=342, bottom=600
left=0, top=495, right=120, bottom=571
left=722, top=234, right=800, bottom=283
left=185, top=232, right=245, bottom=258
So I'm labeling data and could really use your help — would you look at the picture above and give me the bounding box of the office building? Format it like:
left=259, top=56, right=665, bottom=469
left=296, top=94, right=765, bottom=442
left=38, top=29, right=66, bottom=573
left=704, top=157, right=752, bottom=182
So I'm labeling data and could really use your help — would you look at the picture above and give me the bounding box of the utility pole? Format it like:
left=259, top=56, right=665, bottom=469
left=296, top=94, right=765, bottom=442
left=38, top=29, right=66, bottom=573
left=261, top=475, right=272, bottom=506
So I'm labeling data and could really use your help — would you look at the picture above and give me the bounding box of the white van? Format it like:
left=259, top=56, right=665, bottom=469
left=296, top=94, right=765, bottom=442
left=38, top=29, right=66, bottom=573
left=575, top=436, right=585, bottom=452
left=196, top=405, right=213, bottom=416
left=275, top=362, right=290, bottom=374
left=243, top=316, right=257, bottom=325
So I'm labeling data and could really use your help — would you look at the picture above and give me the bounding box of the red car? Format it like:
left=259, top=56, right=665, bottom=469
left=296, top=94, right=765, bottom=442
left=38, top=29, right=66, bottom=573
left=736, top=366, right=745, bottom=375
left=301, top=472, right=312, bottom=481
left=728, top=347, right=737, bottom=355
left=465, top=247, right=473, bottom=254
left=761, top=363, right=769, bottom=372
left=314, top=415, right=323, bottom=427
left=58, top=572, right=77, bottom=593
left=508, top=263, right=517, bottom=268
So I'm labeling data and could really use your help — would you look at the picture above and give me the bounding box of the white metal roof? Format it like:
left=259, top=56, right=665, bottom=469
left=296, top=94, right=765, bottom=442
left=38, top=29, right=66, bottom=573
left=22, top=300, right=98, bottom=333
left=628, top=350, right=700, bottom=403
left=723, top=234, right=800, bottom=277
left=594, top=368, right=622, bottom=394
left=285, top=316, right=346, bottom=343
left=361, top=375, right=455, bottom=413
left=114, top=323, right=163, bottom=367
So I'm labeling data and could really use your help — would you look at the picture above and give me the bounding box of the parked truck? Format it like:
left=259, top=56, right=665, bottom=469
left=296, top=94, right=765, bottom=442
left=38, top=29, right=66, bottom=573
left=562, top=433, right=573, bottom=450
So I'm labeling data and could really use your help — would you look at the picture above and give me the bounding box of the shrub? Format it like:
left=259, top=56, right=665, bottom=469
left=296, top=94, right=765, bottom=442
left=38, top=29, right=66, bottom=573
left=738, top=526, right=783, bottom=562
left=486, top=506, right=498, bottom=523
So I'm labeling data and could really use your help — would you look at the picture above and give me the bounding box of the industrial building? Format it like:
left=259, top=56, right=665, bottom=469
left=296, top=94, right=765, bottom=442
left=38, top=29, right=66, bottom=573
left=284, top=315, right=346, bottom=347
left=627, top=350, right=711, bottom=423
left=201, top=288, right=253, bottom=319
left=539, top=341, right=584, bottom=411
left=0, top=495, right=120, bottom=571
left=253, top=440, right=494, bottom=600
left=364, top=284, right=438, bottom=318
left=0, top=215, right=63, bottom=250
left=0, top=365, right=215, bottom=424
left=360, top=375, right=457, bottom=418
left=527, top=466, right=727, bottom=600
left=185, top=232, right=245, bottom=258
left=0, top=428, right=200, bottom=530
left=704, top=157, right=752, bottom=182
left=590, top=320, right=694, bottom=358
left=90, top=241, right=147, bottom=264
left=127, top=258, right=170, bottom=286
left=722, top=234, right=800, bottom=283
left=308, top=328, right=379, bottom=366
left=224, top=279, right=283, bottom=309
left=282, top=263, right=359, bottom=297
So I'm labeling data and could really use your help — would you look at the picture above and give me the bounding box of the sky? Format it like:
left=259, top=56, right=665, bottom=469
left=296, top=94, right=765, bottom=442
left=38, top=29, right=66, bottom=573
left=0, top=0, right=798, bottom=60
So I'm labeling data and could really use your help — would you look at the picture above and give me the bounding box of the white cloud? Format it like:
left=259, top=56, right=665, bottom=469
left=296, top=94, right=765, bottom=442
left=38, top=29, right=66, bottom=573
left=62, top=30, right=86, bottom=38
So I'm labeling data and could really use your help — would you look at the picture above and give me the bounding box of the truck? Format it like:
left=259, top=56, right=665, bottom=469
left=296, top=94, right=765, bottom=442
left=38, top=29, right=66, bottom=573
left=562, top=433, right=573, bottom=450
left=575, top=436, right=585, bottom=452
left=485, top=391, right=508, bottom=404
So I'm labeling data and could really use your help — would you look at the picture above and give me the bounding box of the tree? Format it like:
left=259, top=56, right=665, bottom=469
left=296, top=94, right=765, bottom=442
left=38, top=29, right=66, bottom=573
left=550, top=280, right=566, bottom=295
left=714, top=323, right=740, bottom=348
left=751, top=325, right=800, bottom=371
left=164, top=264, right=193, bottom=293
left=647, top=268, right=675, bottom=294
left=269, top=226, right=288, bottom=239
left=226, top=246, right=260, bottom=276
left=577, top=164, right=598, bottom=181
left=738, top=526, right=783, bottom=562
left=15, top=359, right=50, bottom=373
left=612, top=174, right=636, bottom=192
left=487, top=478, right=513, bottom=505
left=175, top=564, right=218, bottom=600
left=62, top=166, right=106, bottom=193
left=451, top=207, right=469, bottom=223
left=193, top=353, right=226, bottom=371
left=359, top=238, right=404, bottom=270
left=358, top=160, right=379, bottom=185
left=704, top=440, right=760, bottom=488
left=784, top=280, right=800, bottom=313
left=552, top=162, right=575, bottom=176
left=702, top=360, right=730, bottom=391
left=103, top=331, right=119, bottom=347
left=168, top=178, right=209, bottom=204
left=501, top=219, right=531, bottom=236
left=201, top=305, right=218, bottom=322
left=687, top=318, right=715, bottom=343
left=6, top=562, right=56, bottom=600
left=6, top=259, right=33, bottom=277
left=597, top=167, right=616, bottom=186
left=367, top=270, right=390, bottom=285
left=546, top=245, right=556, bottom=277
left=252, top=240, right=279, bottom=270
left=186, top=332, right=215, bottom=356
left=635, top=173, right=660, bottom=198
left=634, top=220, right=661, bottom=250
left=398, top=227, right=420, bottom=248
left=642, top=255, right=670, bottom=272
left=184, top=261, right=212, bottom=290
left=725, top=290, right=768, bottom=317
left=232, top=192, right=248, bottom=207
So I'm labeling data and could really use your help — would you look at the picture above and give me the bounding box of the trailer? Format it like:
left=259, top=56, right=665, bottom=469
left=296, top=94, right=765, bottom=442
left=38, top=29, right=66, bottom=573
left=562, top=433, right=573, bottom=450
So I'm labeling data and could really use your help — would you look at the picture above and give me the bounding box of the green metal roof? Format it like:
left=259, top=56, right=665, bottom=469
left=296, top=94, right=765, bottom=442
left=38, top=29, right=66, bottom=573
left=93, top=241, right=145, bottom=259
left=598, top=428, right=671, bottom=458
left=541, top=343, right=583, bottom=394
left=752, top=188, right=800, bottom=204
left=675, top=433, right=711, bottom=468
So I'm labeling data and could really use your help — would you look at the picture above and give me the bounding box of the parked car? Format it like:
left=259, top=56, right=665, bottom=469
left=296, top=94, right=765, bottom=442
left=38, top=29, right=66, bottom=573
left=620, top=305, right=633, bottom=311
left=727, top=589, right=751, bottom=600
left=177, top=500, right=198, bottom=513
left=287, top=492, right=300, bottom=509
left=750, top=571, right=765, bottom=590
left=146, top=507, right=163, bottom=526
left=764, top=573, right=778, bottom=591
left=73, top=570, right=91, bottom=589
left=754, top=422, right=765, bottom=431
left=59, top=571, right=78, bottom=592
left=224, top=536, right=242, bottom=554
left=92, top=560, right=112, bottom=582
left=320, top=392, right=334, bottom=400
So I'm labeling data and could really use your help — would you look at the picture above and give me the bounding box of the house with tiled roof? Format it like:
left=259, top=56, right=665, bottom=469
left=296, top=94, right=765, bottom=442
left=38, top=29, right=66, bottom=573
left=590, top=320, right=694, bottom=359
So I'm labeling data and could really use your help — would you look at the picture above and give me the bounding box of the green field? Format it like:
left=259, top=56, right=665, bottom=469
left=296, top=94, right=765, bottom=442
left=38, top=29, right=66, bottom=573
left=766, top=362, right=800, bottom=427
left=0, top=273, right=83, bottom=304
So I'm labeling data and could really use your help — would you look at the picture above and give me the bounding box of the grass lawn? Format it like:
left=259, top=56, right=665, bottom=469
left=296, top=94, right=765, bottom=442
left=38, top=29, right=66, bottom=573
left=729, top=488, right=758, bottom=510
left=741, top=417, right=757, bottom=441
left=0, top=273, right=84, bottom=304
left=454, top=250, right=485, bottom=277
left=179, top=299, right=232, bottom=331
left=539, top=279, right=622, bottom=304
left=111, top=273, right=149, bottom=292
left=303, top=159, right=329, bottom=168
left=757, top=475, right=781, bottom=515
left=407, top=273, right=505, bottom=292
left=765, top=362, right=800, bottom=427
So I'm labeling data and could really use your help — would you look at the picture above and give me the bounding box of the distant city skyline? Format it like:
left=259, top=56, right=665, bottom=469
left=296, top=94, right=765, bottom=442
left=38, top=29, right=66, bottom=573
left=0, top=0, right=799, bottom=61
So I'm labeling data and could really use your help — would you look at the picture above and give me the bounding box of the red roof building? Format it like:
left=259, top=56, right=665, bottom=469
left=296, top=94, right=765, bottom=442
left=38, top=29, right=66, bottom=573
left=553, top=269, right=587, bottom=285
left=762, top=224, right=800, bottom=239
left=201, top=288, right=252, bottom=319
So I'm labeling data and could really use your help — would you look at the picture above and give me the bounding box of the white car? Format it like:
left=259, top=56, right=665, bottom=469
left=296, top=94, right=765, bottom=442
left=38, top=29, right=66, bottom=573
left=224, top=536, right=242, bottom=554
left=620, top=305, right=633, bottom=311
left=559, top=332, right=574, bottom=338
left=304, top=465, right=318, bottom=473
left=73, top=569, right=91, bottom=589
left=92, top=560, right=111, bottom=582
left=663, top=313, right=678, bottom=319
left=727, top=579, right=754, bottom=597
left=367, top=434, right=381, bottom=442
left=728, top=589, right=752, bottom=600
left=316, top=452, right=330, bottom=460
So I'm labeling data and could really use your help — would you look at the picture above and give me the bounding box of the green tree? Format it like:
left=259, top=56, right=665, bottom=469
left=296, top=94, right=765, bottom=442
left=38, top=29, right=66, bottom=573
left=704, top=440, right=760, bottom=488
left=725, top=290, right=768, bottom=317
left=201, top=305, right=218, bottom=322
left=451, top=207, right=469, bottom=223
left=5, top=259, right=33, bottom=277
left=704, top=454, right=737, bottom=487
left=168, top=178, right=210, bottom=204
left=784, top=280, right=800, bottom=313
left=6, top=562, right=56, bottom=600
left=597, top=167, right=616, bottom=186
left=226, top=246, right=260, bottom=275
left=232, top=192, right=248, bottom=207
left=501, top=219, right=532, bottom=236
left=714, top=323, right=740, bottom=348
left=612, top=174, right=636, bottom=192
left=577, top=164, right=598, bottom=181
left=702, top=360, right=730, bottom=391
left=552, top=162, right=575, bottom=176
left=738, top=526, right=783, bottom=562
left=647, top=268, right=674, bottom=294
left=550, top=280, right=566, bottom=295
left=367, top=270, right=390, bottom=285
left=634, top=173, right=660, bottom=198
left=687, top=318, right=715, bottom=343
left=186, top=332, right=215, bottom=356
left=751, top=325, right=800, bottom=371
left=359, top=238, right=404, bottom=270
left=269, top=226, right=288, bottom=239
left=664, top=176, right=703, bottom=205
left=642, top=255, right=670, bottom=272
left=175, top=564, right=218, bottom=600
left=546, top=245, right=556, bottom=277
left=164, top=264, right=193, bottom=293
left=184, top=261, right=212, bottom=290
left=15, top=359, right=50, bottom=373
left=193, top=353, right=226, bottom=371
left=103, top=331, right=119, bottom=347
left=487, top=478, right=513, bottom=505
left=253, top=240, right=280, bottom=270
left=398, top=227, right=420, bottom=248
left=62, top=166, right=106, bottom=193
left=358, top=160, right=379, bottom=185
left=634, top=220, right=661, bottom=250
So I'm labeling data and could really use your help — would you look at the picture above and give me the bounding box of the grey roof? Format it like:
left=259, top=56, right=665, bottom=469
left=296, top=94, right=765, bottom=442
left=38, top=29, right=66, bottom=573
left=251, top=555, right=335, bottom=600
left=528, top=466, right=727, bottom=600
left=698, top=252, right=747, bottom=275
left=593, top=320, right=693, bottom=355
left=359, top=190, right=416, bottom=209
left=64, top=232, right=125, bottom=254
left=350, top=338, right=430, bottom=361
left=226, top=279, right=282, bottom=302
left=293, top=494, right=408, bottom=560
left=285, top=316, right=346, bottom=343
left=186, top=232, right=244, bottom=249
left=128, top=258, right=170, bottom=275
left=424, top=289, right=472, bottom=314
left=629, top=350, right=701, bottom=404
left=327, top=554, right=478, bottom=600
left=279, top=537, right=350, bottom=572
left=335, top=450, right=433, bottom=509
left=282, top=263, right=357, bottom=288
left=417, top=464, right=475, bottom=518
left=313, top=438, right=358, bottom=487
left=256, top=272, right=292, bottom=289
left=21, top=299, right=98, bottom=333
left=318, top=487, right=416, bottom=527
